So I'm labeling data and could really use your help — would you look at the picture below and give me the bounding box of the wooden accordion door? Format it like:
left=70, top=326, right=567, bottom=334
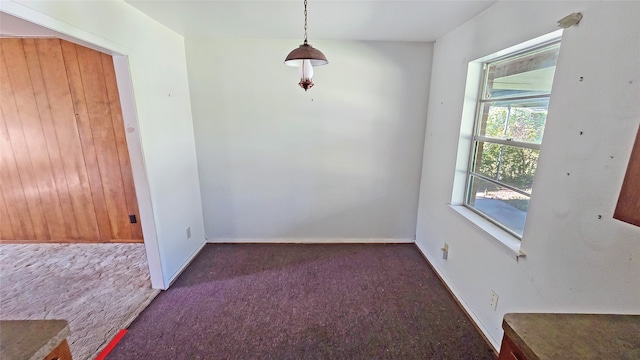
left=0, top=38, right=142, bottom=243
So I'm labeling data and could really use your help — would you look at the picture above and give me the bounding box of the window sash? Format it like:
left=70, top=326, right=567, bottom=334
left=468, top=170, right=532, bottom=198
left=474, top=136, right=541, bottom=150
left=464, top=41, right=560, bottom=239
left=479, top=93, right=552, bottom=103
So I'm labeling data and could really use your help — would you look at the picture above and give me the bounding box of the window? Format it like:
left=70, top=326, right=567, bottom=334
left=465, top=42, right=561, bottom=238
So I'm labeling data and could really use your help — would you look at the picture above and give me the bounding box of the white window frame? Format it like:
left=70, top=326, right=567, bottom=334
left=450, top=30, right=563, bottom=258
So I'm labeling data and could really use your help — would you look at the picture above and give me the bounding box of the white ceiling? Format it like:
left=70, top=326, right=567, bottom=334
left=125, top=0, right=497, bottom=42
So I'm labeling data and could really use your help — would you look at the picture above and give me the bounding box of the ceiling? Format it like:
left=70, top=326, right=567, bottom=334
left=1, top=1, right=497, bottom=43
left=124, top=0, right=497, bottom=42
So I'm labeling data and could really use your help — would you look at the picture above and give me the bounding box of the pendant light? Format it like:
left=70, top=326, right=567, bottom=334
left=284, top=0, right=328, bottom=91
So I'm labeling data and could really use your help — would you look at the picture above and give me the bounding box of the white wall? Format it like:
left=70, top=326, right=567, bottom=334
left=187, top=39, right=432, bottom=241
left=416, top=1, right=640, bottom=349
left=1, top=0, right=206, bottom=288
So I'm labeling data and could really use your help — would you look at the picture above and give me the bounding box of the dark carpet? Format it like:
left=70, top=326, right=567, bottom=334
left=107, top=244, right=495, bottom=360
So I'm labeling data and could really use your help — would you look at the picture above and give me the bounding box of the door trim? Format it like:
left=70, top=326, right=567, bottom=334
left=0, top=3, right=165, bottom=289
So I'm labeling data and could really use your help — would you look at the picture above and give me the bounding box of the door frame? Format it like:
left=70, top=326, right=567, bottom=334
left=0, top=6, right=164, bottom=289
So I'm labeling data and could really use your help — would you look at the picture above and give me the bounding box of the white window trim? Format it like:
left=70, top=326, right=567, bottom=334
left=450, top=29, right=563, bottom=258
left=449, top=204, right=525, bottom=260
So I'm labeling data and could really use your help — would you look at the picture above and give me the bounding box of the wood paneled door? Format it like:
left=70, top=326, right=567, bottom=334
left=0, top=38, right=143, bottom=243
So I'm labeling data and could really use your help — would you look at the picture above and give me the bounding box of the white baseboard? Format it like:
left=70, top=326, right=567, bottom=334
left=166, top=240, right=206, bottom=288
left=208, top=238, right=415, bottom=244
left=414, top=240, right=500, bottom=351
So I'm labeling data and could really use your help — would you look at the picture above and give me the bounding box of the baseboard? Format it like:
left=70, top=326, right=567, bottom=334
left=166, top=240, right=206, bottom=288
left=414, top=241, right=500, bottom=355
left=0, top=239, right=144, bottom=244
left=208, top=238, right=415, bottom=244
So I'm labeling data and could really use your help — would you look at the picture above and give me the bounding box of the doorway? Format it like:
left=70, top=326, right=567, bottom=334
left=0, top=10, right=163, bottom=287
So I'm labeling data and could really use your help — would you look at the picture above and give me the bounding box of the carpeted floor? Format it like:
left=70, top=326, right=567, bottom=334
left=0, top=243, right=159, bottom=360
left=107, top=244, right=496, bottom=359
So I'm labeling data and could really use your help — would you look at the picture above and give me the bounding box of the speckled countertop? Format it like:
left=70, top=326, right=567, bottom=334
left=502, top=313, right=640, bottom=360
left=0, top=320, right=70, bottom=360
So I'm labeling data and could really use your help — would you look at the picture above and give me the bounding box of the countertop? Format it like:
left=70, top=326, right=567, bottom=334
left=502, top=313, right=640, bottom=360
left=0, top=320, right=70, bottom=360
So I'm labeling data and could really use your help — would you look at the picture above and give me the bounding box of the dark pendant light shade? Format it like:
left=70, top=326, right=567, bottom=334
left=284, top=43, right=328, bottom=67
left=284, top=0, right=328, bottom=91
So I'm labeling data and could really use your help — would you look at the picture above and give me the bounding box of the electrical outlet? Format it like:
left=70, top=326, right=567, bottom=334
left=441, top=243, right=449, bottom=260
left=186, top=227, right=191, bottom=239
left=489, top=290, right=499, bottom=311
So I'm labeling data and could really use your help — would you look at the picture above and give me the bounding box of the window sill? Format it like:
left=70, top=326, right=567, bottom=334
left=448, top=205, right=526, bottom=261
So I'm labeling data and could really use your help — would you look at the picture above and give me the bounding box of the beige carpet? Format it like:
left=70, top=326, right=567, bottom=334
left=0, top=243, right=160, bottom=360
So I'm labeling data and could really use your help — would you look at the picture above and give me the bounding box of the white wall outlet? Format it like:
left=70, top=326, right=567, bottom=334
left=441, top=243, right=449, bottom=260
left=489, top=290, right=499, bottom=311
left=186, top=227, right=191, bottom=239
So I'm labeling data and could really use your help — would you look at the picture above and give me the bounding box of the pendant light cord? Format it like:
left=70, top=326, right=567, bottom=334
left=303, top=0, right=308, bottom=44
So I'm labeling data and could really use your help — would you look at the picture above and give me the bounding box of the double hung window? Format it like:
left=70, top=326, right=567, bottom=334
left=465, top=42, right=561, bottom=238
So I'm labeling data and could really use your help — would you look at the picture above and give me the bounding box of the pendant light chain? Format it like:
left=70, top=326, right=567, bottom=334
left=284, top=0, right=328, bottom=91
left=303, top=0, right=308, bottom=44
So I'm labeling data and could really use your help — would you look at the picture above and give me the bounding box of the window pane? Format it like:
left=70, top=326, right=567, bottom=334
left=472, top=142, right=539, bottom=193
left=483, top=44, right=560, bottom=99
left=467, top=175, right=529, bottom=237
left=477, top=98, right=549, bottom=144
left=473, top=142, right=499, bottom=180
